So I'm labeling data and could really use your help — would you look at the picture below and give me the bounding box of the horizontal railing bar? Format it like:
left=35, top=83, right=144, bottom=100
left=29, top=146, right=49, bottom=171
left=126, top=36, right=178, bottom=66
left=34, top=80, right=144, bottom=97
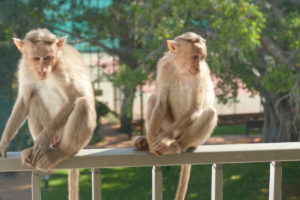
left=1, top=142, right=300, bottom=172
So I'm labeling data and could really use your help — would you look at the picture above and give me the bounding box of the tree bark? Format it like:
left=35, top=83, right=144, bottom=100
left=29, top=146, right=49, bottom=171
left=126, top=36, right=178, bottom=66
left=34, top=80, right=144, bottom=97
left=255, top=32, right=300, bottom=142
left=261, top=90, right=300, bottom=142
left=119, top=87, right=136, bottom=138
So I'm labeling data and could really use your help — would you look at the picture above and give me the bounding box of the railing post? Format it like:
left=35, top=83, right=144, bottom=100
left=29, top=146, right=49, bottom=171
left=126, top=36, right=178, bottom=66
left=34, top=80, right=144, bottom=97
left=211, top=164, right=223, bottom=200
left=32, top=171, right=41, bottom=200
left=152, top=166, right=163, bottom=200
left=269, top=161, right=282, bottom=200
left=92, top=168, right=102, bottom=200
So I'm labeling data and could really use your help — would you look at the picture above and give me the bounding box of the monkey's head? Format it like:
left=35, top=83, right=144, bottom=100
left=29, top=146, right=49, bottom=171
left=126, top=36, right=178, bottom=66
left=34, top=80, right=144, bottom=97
left=13, top=28, right=67, bottom=80
left=167, top=32, right=207, bottom=75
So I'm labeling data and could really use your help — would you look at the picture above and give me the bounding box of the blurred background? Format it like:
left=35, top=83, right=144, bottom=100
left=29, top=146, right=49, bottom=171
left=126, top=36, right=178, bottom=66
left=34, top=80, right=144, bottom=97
left=0, top=0, right=299, bottom=199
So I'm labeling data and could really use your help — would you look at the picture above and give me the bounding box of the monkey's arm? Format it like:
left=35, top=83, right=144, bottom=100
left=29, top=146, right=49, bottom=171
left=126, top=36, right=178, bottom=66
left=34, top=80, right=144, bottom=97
left=147, top=85, right=169, bottom=143
left=0, top=97, right=29, bottom=157
left=148, top=100, right=167, bottom=141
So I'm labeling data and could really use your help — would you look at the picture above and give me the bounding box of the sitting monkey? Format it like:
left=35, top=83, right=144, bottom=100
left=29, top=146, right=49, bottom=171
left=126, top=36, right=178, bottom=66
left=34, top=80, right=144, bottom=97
left=0, top=29, right=96, bottom=200
left=133, top=32, right=218, bottom=200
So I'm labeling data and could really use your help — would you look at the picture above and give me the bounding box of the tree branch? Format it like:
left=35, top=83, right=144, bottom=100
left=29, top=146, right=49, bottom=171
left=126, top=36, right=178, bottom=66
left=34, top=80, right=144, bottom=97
left=268, top=0, right=300, bottom=7
left=47, top=25, right=112, bottom=51
left=136, top=42, right=166, bottom=71
left=260, top=35, right=287, bottom=64
left=252, top=47, right=267, bottom=76
left=46, top=25, right=134, bottom=55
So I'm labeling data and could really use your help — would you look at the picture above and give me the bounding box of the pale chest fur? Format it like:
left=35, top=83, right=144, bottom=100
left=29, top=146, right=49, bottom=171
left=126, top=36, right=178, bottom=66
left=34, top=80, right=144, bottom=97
left=168, top=74, right=215, bottom=120
left=36, top=76, right=68, bottom=118
left=168, top=76, right=196, bottom=119
left=18, top=62, right=69, bottom=118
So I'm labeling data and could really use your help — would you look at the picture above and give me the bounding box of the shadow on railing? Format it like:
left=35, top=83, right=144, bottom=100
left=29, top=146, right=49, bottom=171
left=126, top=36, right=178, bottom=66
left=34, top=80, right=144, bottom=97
left=1, top=142, right=300, bottom=200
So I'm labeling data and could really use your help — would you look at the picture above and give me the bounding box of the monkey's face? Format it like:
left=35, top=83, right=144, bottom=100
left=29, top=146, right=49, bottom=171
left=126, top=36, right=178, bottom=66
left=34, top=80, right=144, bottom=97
left=25, top=42, right=57, bottom=80
left=176, top=42, right=207, bottom=76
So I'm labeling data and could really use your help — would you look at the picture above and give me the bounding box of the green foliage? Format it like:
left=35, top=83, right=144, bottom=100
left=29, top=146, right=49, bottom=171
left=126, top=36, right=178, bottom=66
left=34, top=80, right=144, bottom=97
left=95, top=100, right=110, bottom=119
left=58, top=0, right=271, bottom=104
left=105, top=112, right=121, bottom=125
left=262, top=65, right=296, bottom=95
left=9, top=124, right=34, bottom=151
left=212, top=125, right=246, bottom=136
left=202, top=0, right=266, bottom=102
left=212, top=125, right=262, bottom=136
left=89, top=131, right=103, bottom=145
left=109, top=64, right=149, bottom=90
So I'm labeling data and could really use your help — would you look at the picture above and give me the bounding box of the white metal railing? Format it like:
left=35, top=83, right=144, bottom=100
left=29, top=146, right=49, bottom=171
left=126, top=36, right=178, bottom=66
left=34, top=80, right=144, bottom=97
left=1, top=142, right=300, bottom=200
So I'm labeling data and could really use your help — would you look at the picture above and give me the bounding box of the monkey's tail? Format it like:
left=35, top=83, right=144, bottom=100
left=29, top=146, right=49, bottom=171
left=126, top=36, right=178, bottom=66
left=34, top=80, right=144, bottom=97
left=68, top=168, right=79, bottom=200
left=175, top=164, right=191, bottom=200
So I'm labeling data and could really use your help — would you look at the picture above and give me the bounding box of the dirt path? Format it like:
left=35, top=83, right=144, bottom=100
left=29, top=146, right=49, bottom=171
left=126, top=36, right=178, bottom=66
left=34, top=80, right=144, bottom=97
left=0, top=123, right=262, bottom=200
left=0, top=172, right=32, bottom=200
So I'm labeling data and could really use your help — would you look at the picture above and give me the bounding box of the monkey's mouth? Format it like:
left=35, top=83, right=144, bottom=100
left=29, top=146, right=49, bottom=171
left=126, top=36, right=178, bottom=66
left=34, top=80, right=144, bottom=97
left=188, top=69, right=199, bottom=75
left=37, top=73, right=48, bottom=80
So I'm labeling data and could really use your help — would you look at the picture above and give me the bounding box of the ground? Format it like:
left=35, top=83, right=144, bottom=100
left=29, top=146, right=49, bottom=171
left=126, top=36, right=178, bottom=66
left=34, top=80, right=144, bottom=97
left=0, top=123, right=262, bottom=200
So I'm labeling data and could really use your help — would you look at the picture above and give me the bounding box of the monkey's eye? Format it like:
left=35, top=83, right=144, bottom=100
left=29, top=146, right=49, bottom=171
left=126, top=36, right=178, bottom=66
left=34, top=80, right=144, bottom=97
left=32, top=57, right=40, bottom=61
left=192, top=55, right=199, bottom=60
left=44, top=56, right=51, bottom=61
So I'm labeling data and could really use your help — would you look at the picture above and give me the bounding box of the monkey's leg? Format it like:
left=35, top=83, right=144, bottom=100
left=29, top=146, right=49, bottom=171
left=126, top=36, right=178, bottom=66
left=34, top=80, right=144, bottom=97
left=132, top=94, right=173, bottom=151
left=177, top=107, right=217, bottom=152
left=35, top=97, right=96, bottom=171
left=150, top=107, right=217, bottom=155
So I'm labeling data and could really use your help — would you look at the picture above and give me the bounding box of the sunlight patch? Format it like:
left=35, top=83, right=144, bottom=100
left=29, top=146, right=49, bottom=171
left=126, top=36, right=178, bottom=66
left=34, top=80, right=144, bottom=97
left=49, top=178, right=66, bottom=186
left=188, top=193, right=198, bottom=198
left=230, top=175, right=241, bottom=181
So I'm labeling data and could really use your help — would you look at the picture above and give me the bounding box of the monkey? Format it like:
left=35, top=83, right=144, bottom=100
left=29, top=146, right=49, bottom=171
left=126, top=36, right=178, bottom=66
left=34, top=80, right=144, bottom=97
left=0, top=29, right=96, bottom=200
left=133, top=32, right=218, bottom=200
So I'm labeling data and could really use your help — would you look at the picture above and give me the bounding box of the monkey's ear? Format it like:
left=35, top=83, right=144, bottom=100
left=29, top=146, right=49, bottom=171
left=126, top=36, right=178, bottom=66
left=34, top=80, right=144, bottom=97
left=167, top=40, right=179, bottom=54
left=56, top=36, right=67, bottom=49
left=13, top=38, right=24, bottom=52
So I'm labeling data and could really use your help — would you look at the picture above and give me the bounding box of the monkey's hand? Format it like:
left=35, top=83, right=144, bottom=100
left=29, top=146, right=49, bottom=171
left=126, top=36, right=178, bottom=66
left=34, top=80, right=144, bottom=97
left=31, top=134, right=52, bottom=165
left=150, top=134, right=182, bottom=156
left=132, top=136, right=149, bottom=150
left=0, top=140, right=9, bottom=158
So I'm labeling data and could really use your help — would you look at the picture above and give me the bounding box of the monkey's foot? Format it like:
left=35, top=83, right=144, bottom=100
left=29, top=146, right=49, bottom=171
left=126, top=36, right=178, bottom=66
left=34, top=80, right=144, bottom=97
left=21, top=147, right=34, bottom=167
left=150, top=138, right=182, bottom=155
left=132, top=136, right=149, bottom=150
left=35, top=148, right=69, bottom=172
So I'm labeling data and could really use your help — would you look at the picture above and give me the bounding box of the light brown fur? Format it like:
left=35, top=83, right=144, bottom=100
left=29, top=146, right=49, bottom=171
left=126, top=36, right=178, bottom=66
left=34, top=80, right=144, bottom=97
left=133, top=32, right=218, bottom=200
left=0, top=29, right=96, bottom=200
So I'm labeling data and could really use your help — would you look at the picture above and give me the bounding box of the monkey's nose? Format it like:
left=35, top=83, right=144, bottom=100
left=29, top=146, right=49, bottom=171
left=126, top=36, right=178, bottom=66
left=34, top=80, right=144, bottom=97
left=39, top=71, right=46, bottom=77
left=39, top=68, right=46, bottom=74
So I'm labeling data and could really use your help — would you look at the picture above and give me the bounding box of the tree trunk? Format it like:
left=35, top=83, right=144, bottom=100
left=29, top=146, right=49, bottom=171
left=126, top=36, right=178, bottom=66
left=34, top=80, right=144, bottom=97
left=262, top=90, right=300, bottom=142
left=119, top=87, right=136, bottom=138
